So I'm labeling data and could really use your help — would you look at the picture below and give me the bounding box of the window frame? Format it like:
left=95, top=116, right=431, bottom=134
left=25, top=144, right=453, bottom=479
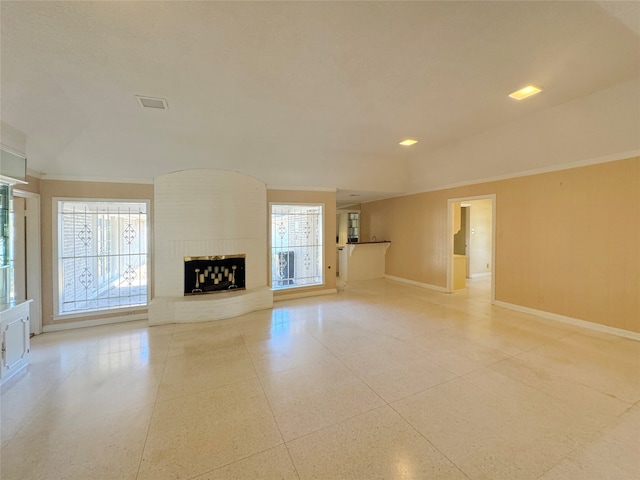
left=52, top=197, right=151, bottom=320
left=269, top=202, right=325, bottom=291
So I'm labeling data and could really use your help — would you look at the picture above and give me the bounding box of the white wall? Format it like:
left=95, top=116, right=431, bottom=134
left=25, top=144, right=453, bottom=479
left=468, top=199, right=492, bottom=277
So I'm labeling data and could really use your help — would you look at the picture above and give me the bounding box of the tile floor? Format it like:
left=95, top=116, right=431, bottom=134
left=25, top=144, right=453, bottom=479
left=1, top=278, right=639, bottom=479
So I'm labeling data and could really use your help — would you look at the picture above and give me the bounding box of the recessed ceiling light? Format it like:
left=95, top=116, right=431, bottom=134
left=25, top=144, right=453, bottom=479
left=136, top=95, right=169, bottom=109
left=399, top=139, right=418, bottom=146
left=508, top=85, right=542, bottom=100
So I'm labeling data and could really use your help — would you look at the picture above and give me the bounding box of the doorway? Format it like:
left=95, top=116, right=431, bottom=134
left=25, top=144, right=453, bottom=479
left=13, top=189, right=42, bottom=335
left=447, top=194, right=496, bottom=303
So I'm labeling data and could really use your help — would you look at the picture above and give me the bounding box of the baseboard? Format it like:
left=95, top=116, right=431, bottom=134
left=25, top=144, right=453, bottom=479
left=384, top=275, right=449, bottom=293
left=494, top=300, right=640, bottom=341
left=469, top=272, right=492, bottom=279
left=274, top=288, right=338, bottom=301
left=43, top=313, right=148, bottom=332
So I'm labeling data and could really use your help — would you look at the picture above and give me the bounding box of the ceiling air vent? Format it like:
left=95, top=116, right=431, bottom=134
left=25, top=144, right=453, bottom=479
left=136, top=95, right=168, bottom=110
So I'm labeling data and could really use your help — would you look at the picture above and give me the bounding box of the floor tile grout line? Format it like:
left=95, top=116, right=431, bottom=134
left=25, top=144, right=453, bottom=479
left=533, top=445, right=581, bottom=479
left=297, top=306, right=415, bottom=409
left=330, top=344, right=391, bottom=404
left=172, top=318, right=298, bottom=480
left=142, top=323, right=285, bottom=480
left=242, top=315, right=399, bottom=456
left=239, top=323, right=304, bottom=479
left=181, top=443, right=296, bottom=480
left=156, top=324, right=262, bottom=402
left=318, top=305, right=501, bottom=406
left=386, top=398, right=474, bottom=480
left=325, top=335, right=486, bottom=416
left=1, top=340, right=99, bottom=444
left=256, top=359, right=474, bottom=448
left=450, top=353, right=630, bottom=458
left=238, top=325, right=289, bottom=449
left=152, top=374, right=257, bottom=405
left=281, top=403, right=390, bottom=445
left=533, top=409, right=632, bottom=480
left=134, top=327, right=174, bottom=480
left=282, top=440, right=303, bottom=480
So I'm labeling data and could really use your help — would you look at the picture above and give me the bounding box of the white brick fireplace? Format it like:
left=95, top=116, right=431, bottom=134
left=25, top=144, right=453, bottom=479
left=148, top=169, right=273, bottom=325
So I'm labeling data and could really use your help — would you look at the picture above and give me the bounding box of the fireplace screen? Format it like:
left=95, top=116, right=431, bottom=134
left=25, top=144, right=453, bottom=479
left=184, top=255, right=246, bottom=295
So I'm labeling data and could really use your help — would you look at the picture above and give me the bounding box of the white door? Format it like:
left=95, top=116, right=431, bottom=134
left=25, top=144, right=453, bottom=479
left=13, top=191, right=42, bottom=335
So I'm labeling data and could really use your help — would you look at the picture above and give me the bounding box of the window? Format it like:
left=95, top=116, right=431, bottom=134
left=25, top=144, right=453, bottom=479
left=56, top=200, right=149, bottom=316
left=271, top=204, right=323, bottom=290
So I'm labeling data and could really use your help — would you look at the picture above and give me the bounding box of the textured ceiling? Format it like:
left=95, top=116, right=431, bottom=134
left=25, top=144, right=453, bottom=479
left=1, top=1, right=638, bottom=205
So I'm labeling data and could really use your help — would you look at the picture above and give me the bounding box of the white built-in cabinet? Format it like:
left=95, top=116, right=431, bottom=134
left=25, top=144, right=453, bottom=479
left=1, top=153, right=32, bottom=383
left=1, top=300, right=31, bottom=384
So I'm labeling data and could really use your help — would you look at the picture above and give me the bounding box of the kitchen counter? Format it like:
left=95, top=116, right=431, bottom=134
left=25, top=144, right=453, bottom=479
left=346, top=241, right=390, bottom=244
left=338, top=242, right=391, bottom=282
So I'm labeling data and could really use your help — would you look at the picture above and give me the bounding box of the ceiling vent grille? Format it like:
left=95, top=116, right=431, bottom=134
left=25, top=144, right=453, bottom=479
left=136, top=95, right=168, bottom=110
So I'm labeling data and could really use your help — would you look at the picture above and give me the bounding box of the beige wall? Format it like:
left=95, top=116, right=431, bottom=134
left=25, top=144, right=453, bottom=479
left=360, top=157, right=640, bottom=333
left=267, top=189, right=337, bottom=298
left=40, top=180, right=153, bottom=327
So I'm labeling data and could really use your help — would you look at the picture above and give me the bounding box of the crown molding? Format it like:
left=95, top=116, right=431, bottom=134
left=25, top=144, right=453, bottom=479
left=41, top=174, right=154, bottom=185
left=408, top=150, right=640, bottom=195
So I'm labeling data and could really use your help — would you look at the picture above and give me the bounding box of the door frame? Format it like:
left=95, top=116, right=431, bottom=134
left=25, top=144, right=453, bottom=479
left=12, top=189, right=42, bottom=335
left=446, top=194, right=496, bottom=303
left=463, top=205, right=471, bottom=277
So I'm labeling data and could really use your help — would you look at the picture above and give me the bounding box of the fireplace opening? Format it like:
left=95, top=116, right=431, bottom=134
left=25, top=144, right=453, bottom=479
left=184, top=255, right=246, bottom=295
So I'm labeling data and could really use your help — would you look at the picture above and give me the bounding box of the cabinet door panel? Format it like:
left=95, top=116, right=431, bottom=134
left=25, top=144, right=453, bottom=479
left=1, top=301, right=30, bottom=383
left=3, top=316, right=29, bottom=369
